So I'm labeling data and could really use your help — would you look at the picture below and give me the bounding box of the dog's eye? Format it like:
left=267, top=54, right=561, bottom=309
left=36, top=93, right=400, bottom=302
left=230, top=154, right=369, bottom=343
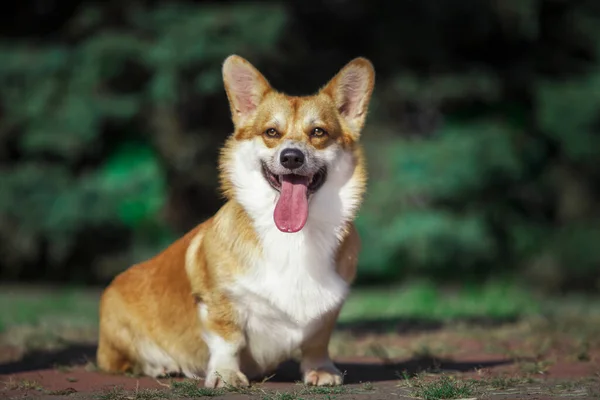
left=265, top=128, right=279, bottom=137
left=311, top=128, right=327, bottom=137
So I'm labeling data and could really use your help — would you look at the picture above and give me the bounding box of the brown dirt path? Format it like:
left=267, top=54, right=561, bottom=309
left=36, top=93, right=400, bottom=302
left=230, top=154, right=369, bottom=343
left=2, top=318, right=599, bottom=399
left=1, top=348, right=599, bottom=399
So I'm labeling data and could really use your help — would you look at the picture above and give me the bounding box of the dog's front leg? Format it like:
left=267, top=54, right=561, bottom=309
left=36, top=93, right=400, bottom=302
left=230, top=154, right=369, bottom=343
left=199, top=302, right=249, bottom=388
left=300, top=309, right=344, bottom=386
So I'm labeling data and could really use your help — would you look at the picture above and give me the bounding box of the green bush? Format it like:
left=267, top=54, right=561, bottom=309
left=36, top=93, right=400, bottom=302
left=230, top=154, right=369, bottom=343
left=0, top=2, right=287, bottom=281
left=0, top=0, right=598, bottom=292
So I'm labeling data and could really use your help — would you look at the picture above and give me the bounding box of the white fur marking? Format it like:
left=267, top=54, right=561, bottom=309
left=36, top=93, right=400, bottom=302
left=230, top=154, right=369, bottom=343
left=222, top=137, right=362, bottom=372
left=198, top=304, right=243, bottom=373
left=185, top=231, right=205, bottom=279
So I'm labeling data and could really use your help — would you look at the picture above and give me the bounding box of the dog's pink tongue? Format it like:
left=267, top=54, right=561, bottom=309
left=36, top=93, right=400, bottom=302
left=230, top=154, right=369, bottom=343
left=274, top=175, right=309, bottom=233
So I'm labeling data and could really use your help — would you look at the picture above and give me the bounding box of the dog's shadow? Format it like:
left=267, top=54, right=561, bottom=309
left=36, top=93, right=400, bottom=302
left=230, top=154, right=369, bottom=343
left=270, top=357, right=512, bottom=384
left=0, top=343, right=98, bottom=375
left=0, top=345, right=511, bottom=383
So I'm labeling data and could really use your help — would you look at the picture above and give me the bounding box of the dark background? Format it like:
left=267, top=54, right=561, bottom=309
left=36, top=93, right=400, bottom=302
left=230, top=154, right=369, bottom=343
left=0, top=0, right=599, bottom=294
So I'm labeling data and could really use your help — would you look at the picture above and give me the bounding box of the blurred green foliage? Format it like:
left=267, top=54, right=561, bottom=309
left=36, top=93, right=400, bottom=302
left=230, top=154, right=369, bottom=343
left=0, top=1, right=287, bottom=280
left=0, top=0, right=599, bottom=291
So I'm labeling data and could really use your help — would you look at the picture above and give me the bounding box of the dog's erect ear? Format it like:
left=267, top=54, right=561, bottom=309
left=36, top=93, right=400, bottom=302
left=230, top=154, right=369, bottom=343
left=222, top=55, right=272, bottom=127
left=321, top=58, right=375, bottom=134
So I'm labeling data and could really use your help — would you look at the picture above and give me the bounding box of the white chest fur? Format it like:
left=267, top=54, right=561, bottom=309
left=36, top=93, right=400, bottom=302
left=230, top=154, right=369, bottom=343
left=229, top=225, right=349, bottom=372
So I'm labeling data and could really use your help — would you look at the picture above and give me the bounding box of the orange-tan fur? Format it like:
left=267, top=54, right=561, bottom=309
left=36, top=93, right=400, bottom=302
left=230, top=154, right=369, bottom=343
left=97, top=55, right=375, bottom=387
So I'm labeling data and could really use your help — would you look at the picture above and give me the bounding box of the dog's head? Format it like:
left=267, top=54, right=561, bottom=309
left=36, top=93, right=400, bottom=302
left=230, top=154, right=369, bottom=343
left=219, top=56, right=375, bottom=234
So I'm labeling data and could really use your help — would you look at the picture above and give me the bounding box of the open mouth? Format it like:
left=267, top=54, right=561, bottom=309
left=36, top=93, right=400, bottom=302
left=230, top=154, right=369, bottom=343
left=261, top=162, right=327, bottom=195
left=261, top=162, right=328, bottom=233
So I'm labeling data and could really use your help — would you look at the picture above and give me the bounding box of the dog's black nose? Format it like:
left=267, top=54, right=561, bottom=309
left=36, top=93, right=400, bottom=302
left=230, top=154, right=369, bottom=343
left=280, top=148, right=305, bottom=170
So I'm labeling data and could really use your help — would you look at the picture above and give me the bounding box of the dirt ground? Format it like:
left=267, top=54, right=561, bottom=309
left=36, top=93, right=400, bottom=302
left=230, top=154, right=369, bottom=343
left=1, top=318, right=599, bottom=400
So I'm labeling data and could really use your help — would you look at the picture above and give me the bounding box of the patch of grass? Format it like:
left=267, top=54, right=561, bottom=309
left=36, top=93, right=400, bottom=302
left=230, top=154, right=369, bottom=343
left=100, top=378, right=266, bottom=399
left=412, top=343, right=436, bottom=359
left=396, top=369, right=418, bottom=386
left=362, top=381, right=375, bottom=391
left=517, top=360, right=551, bottom=375
left=0, top=286, right=99, bottom=334
left=588, top=385, right=600, bottom=398
left=340, top=280, right=540, bottom=323
left=551, top=381, right=579, bottom=393
left=134, top=388, right=169, bottom=400
left=96, top=386, right=127, bottom=400
left=170, top=380, right=224, bottom=397
left=262, top=392, right=300, bottom=400
left=97, top=386, right=170, bottom=400
left=411, top=375, right=475, bottom=400
left=489, top=375, right=521, bottom=389
left=3, top=378, right=43, bottom=391
left=221, top=382, right=258, bottom=395
left=298, top=384, right=350, bottom=395
left=262, top=385, right=353, bottom=400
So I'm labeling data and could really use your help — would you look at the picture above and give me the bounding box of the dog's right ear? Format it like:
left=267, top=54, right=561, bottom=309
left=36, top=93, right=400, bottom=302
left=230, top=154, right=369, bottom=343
left=222, top=55, right=272, bottom=127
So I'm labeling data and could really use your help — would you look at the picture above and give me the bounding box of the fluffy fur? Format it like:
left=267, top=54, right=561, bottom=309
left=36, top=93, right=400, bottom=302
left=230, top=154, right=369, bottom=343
left=97, top=55, right=375, bottom=388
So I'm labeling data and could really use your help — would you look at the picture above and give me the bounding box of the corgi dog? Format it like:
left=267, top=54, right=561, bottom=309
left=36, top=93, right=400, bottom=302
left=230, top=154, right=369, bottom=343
left=96, top=55, right=375, bottom=388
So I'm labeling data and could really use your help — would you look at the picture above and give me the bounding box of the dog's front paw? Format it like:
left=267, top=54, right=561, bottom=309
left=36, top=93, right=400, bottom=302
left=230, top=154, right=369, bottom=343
left=303, top=365, right=344, bottom=386
left=205, top=368, right=250, bottom=388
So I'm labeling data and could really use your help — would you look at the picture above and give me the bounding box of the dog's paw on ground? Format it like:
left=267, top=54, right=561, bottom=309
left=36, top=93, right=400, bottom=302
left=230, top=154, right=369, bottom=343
left=303, top=368, right=344, bottom=386
left=204, top=368, right=250, bottom=388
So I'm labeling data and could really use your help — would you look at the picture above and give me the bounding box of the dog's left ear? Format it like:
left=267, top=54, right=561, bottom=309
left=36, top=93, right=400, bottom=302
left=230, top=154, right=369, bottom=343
left=222, top=55, right=272, bottom=127
left=321, top=58, right=375, bottom=134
